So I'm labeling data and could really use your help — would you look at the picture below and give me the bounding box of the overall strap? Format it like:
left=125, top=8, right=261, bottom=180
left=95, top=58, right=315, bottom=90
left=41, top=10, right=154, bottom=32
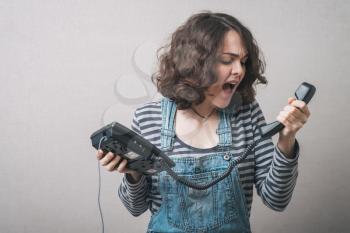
left=160, top=97, right=177, bottom=151
left=217, top=109, right=233, bottom=147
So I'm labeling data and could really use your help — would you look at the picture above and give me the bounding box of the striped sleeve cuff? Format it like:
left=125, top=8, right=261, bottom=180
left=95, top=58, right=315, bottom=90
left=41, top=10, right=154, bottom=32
left=123, top=174, right=147, bottom=190
left=118, top=174, right=149, bottom=216
left=274, top=139, right=300, bottom=166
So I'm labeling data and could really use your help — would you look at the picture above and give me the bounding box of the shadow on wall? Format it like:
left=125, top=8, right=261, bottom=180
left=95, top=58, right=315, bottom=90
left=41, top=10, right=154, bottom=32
left=100, top=39, right=163, bottom=126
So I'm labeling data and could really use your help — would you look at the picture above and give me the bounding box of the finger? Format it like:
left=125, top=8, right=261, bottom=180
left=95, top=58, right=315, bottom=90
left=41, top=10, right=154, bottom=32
left=283, top=105, right=308, bottom=124
left=117, top=159, right=129, bottom=173
left=96, top=149, right=106, bottom=160
left=288, top=97, right=296, bottom=105
left=277, top=115, right=299, bottom=135
left=300, top=104, right=310, bottom=117
left=105, top=156, right=122, bottom=171
left=285, top=110, right=304, bottom=128
left=277, top=111, right=304, bottom=132
left=289, top=100, right=310, bottom=116
left=100, top=152, right=115, bottom=166
left=277, top=114, right=295, bottom=133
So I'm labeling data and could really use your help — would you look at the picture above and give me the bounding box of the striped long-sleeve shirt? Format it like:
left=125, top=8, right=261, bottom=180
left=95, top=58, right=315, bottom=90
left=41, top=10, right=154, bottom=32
left=118, top=99, right=299, bottom=217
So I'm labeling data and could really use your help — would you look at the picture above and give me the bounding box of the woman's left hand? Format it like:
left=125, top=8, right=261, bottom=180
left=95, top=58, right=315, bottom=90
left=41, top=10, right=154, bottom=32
left=276, top=97, right=311, bottom=158
left=277, top=97, right=311, bottom=138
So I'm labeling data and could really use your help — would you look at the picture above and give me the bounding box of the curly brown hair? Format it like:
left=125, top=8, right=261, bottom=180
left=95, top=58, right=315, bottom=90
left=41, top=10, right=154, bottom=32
left=151, top=11, right=267, bottom=109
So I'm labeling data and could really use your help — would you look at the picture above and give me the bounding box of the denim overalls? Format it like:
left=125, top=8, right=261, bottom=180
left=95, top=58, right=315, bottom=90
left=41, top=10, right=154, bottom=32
left=147, top=98, right=251, bottom=233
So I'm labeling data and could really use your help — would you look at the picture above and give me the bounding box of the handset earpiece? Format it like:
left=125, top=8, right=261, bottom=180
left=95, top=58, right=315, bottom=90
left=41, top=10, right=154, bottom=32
left=259, top=82, right=316, bottom=139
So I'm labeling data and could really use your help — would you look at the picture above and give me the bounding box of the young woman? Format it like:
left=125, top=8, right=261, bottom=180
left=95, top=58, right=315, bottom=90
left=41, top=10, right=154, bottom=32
left=96, top=11, right=310, bottom=233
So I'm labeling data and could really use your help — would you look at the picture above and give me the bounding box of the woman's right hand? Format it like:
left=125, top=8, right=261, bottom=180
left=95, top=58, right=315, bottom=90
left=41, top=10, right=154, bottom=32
left=96, top=150, right=142, bottom=183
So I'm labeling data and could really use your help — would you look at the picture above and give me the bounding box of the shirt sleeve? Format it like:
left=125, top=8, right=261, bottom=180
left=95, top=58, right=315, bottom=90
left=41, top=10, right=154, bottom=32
left=251, top=100, right=299, bottom=211
left=117, top=108, right=150, bottom=216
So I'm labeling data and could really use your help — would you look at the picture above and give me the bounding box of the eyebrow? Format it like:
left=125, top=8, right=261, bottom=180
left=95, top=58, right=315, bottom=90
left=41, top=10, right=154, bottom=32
left=222, top=52, right=248, bottom=58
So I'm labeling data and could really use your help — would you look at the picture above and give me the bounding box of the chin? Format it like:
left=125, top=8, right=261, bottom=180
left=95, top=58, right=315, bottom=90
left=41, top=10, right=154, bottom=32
left=213, top=100, right=231, bottom=109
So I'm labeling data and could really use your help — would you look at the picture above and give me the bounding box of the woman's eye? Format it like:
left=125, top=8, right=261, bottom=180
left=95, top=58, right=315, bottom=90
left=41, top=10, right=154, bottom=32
left=221, top=60, right=232, bottom=65
left=218, top=56, right=248, bottom=66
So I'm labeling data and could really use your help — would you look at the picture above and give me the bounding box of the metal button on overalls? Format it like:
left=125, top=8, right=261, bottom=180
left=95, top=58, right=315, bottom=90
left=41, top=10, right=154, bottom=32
left=223, top=153, right=231, bottom=161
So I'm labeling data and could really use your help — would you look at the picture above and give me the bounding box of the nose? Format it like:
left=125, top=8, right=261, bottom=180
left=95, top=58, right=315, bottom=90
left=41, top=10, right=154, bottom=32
left=230, top=60, right=244, bottom=78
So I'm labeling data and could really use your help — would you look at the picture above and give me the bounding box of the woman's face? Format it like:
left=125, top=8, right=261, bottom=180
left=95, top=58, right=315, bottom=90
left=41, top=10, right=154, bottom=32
left=205, top=30, right=248, bottom=109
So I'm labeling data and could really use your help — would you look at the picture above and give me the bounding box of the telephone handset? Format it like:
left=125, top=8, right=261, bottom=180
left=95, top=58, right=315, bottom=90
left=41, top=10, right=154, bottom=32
left=259, top=82, right=316, bottom=139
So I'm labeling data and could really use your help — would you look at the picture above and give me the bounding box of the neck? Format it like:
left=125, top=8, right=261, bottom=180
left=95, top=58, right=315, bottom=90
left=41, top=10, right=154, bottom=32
left=190, top=101, right=217, bottom=120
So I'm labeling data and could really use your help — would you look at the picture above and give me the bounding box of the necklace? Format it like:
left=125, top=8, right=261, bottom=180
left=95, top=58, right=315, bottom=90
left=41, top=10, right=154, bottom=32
left=190, top=107, right=217, bottom=123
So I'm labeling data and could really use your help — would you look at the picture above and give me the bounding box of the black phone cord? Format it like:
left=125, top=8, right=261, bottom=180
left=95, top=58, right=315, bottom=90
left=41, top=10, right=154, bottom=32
left=160, top=138, right=261, bottom=190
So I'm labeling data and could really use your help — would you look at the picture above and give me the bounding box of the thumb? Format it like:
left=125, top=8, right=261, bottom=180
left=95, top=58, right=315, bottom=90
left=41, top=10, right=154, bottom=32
left=288, top=97, right=296, bottom=105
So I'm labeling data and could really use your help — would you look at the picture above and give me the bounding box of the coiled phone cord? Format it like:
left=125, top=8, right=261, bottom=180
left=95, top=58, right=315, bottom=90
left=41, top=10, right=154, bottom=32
left=160, top=138, right=262, bottom=190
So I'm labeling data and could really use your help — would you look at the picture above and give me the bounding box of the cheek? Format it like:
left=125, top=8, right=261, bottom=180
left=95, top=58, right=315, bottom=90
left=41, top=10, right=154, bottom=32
left=207, top=83, right=223, bottom=95
left=216, top=66, right=230, bottom=78
left=208, top=65, right=230, bottom=94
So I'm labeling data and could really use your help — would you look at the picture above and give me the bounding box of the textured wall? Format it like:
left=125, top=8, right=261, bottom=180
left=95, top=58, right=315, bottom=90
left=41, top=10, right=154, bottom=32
left=1, top=0, right=349, bottom=232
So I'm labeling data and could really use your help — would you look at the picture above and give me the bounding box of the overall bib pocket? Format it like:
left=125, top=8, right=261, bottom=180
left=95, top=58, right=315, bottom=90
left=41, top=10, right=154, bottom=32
left=162, top=171, right=239, bottom=232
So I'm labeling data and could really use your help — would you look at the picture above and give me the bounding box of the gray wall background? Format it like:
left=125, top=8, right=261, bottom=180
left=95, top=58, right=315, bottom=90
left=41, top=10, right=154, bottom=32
left=1, top=0, right=349, bottom=232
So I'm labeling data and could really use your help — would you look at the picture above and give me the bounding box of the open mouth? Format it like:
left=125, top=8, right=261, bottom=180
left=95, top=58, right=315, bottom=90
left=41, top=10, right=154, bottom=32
left=222, top=83, right=236, bottom=91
